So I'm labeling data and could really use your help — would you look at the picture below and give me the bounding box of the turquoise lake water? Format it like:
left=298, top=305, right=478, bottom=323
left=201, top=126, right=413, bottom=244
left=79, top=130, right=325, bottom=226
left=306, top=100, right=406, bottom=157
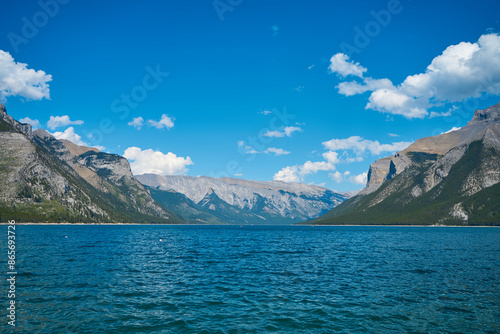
left=1, top=225, right=499, bottom=333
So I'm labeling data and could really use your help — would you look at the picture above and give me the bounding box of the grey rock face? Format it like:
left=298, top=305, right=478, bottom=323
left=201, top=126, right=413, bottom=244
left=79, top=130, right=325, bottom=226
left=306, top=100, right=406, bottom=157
left=0, top=103, right=32, bottom=139
left=363, top=101, right=500, bottom=195
left=136, top=174, right=348, bottom=221
left=1, top=104, right=176, bottom=223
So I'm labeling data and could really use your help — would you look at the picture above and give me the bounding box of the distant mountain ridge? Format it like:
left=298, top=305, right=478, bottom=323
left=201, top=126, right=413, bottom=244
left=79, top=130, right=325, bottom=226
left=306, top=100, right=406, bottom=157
left=310, top=102, right=500, bottom=226
left=136, top=174, right=348, bottom=224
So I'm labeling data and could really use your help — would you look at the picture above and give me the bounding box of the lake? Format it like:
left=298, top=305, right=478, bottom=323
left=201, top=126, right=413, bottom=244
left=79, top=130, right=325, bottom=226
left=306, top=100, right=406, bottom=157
left=2, top=225, right=499, bottom=333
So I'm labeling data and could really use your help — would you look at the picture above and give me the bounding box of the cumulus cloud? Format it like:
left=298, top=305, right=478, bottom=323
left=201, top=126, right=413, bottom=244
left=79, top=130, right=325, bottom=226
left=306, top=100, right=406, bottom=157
left=273, top=161, right=335, bottom=182
left=0, top=50, right=52, bottom=102
left=128, top=117, right=144, bottom=129
left=123, top=147, right=193, bottom=175
left=238, top=141, right=290, bottom=156
left=52, top=127, right=88, bottom=146
left=429, top=106, right=456, bottom=118
left=329, top=53, right=367, bottom=78
left=51, top=127, right=105, bottom=150
left=323, top=136, right=412, bottom=155
left=93, top=145, right=106, bottom=151
left=337, top=78, right=393, bottom=96
left=274, top=135, right=411, bottom=184
left=147, top=114, right=174, bottom=130
left=350, top=172, right=368, bottom=185
left=329, top=171, right=351, bottom=183
left=264, top=126, right=303, bottom=138
left=264, top=147, right=290, bottom=155
left=47, top=115, right=84, bottom=130
left=273, top=166, right=300, bottom=183
left=19, top=117, right=41, bottom=129
left=322, top=151, right=340, bottom=164
left=330, top=33, right=500, bottom=119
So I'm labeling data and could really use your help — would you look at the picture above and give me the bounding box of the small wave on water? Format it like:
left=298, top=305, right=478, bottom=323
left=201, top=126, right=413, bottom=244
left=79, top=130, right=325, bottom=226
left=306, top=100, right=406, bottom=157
left=2, top=225, right=499, bottom=333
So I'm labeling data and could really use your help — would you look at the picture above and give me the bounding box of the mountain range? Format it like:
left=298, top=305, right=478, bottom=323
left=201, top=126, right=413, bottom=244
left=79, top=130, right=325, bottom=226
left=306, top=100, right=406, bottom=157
left=0, top=103, right=346, bottom=224
left=136, top=174, right=348, bottom=224
left=0, top=103, right=180, bottom=224
left=309, top=102, right=500, bottom=226
left=2, top=101, right=499, bottom=225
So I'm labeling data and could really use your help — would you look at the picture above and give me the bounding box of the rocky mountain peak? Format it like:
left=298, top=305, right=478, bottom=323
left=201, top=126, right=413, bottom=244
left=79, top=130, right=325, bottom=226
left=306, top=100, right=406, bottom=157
left=469, top=101, right=500, bottom=125
left=0, top=103, right=32, bottom=139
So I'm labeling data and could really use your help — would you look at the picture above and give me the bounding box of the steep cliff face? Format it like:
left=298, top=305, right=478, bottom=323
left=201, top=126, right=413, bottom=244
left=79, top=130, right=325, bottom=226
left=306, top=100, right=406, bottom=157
left=363, top=102, right=500, bottom=195
left=0, top=105, right=180, bottom=223
left=137, top=174, right=348, bottom=224
left=311, top=102, right=500, bottom=226
left=0, top=103, right=32, bottom=139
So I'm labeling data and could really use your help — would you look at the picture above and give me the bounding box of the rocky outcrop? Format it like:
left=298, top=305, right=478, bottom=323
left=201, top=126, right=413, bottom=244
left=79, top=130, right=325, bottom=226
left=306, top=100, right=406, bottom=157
left=0, top=103, right=32, bottom=139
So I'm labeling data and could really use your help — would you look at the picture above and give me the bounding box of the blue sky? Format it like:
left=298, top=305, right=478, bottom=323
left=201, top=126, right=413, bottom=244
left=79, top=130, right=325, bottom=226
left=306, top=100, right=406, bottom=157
left=1, top=0, right=500, bottom=192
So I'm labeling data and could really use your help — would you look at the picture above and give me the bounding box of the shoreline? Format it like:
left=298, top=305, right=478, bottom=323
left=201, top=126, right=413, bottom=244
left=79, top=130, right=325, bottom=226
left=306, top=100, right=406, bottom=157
left=0, top=223, right=497, bottom=227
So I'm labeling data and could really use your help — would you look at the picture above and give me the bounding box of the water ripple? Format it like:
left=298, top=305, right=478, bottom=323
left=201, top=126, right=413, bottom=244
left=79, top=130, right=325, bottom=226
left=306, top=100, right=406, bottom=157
left=1, top=225, right=499, bottom=333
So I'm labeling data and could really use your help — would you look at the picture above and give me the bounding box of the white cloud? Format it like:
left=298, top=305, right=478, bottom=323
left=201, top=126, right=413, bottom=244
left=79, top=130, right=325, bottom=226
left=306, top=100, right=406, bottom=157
left=388, top=133, right=400, bottom=137
left=273, top=166, right=300, bottom=183
left=259, top=110, right=272, bottom=115
left=264, top=126, right=303, bottom=138
left=337, top=78, right=393, bottom=96
left=442, top=127, right=462, bottom=134
left=273, top=136, right=409, bottom=184
left=239, top=141, right=290, bottom=156
left=328, top=53, right=367, bottom=78
left=273, top=161, right=335, bottom=183
left=93, top=145, right=106, bottom=151
left=329, top=171, right=352, bottom=183
left=322, top=151, right=340, bottom=164
left=294, top=85, right=304, bottom=92
left=51, top=127, right=104, bottom=150
left=329, top=171, right=343, bottom=183
left=47, top=115, right=84, bottom=130
left=300, top=161, right=335, bottom=176
left=429, top=106, right=456, bottom=118
left=308, top=64, right=315, bottom=70
left=52, top=127, right=88, bottom=146
left=0, top=50, right=52, bottom=102
left=147, top=114, right=174, bottom=130
left=128, top=117, right=144, bottom=129
left=19, top=117, right=41, bottom=129
left=366, top=89, right=429, bottom=119
left=429, top=111, right=452, bottom=118
left=264, top=147, right=290, bottom=155
left=323, top=136, right=412, bottom=155
left=350, top=172, right=368, bottom=185
left=123, top=147, right=193, bottom=175
left=331, top=33, right=500, bottom=119
left=345, top=156, right=364, bottom=163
